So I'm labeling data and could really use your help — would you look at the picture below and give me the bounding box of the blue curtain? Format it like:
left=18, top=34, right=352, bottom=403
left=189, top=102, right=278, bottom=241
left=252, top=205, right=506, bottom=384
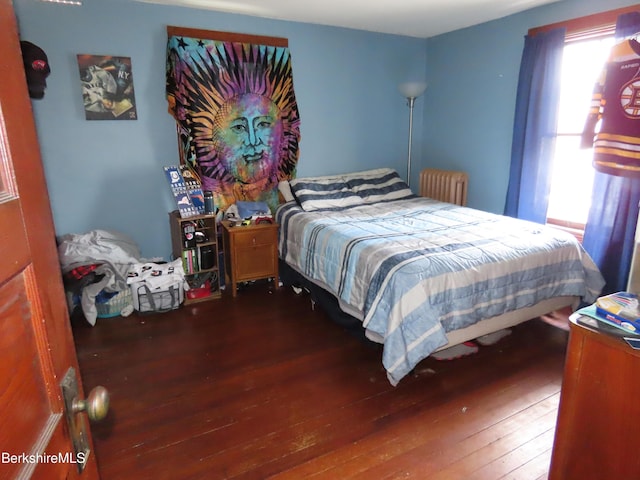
left=504, top=28, right=565, bottom=223
left=582, top=12, right=640, bottom=294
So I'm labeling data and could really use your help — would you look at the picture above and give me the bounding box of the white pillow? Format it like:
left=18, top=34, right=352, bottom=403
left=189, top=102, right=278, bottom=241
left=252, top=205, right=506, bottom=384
left=278, top=180, right=295, bottom=203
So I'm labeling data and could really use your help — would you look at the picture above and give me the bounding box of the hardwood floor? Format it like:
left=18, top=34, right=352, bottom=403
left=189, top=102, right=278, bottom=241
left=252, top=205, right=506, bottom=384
left=72, top=282, right=569, bottom=480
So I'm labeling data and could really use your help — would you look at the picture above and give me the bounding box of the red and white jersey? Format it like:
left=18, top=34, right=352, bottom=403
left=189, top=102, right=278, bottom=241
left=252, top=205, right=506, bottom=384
left=581, top=39, right=640, bottom=176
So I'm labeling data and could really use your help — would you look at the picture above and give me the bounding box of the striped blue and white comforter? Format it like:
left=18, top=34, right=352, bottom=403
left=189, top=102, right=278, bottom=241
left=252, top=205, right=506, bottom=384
left=276, top=197, right=604, bottom=385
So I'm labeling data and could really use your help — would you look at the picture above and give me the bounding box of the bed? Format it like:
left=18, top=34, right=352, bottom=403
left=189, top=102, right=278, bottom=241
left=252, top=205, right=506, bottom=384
left=275, top=168, right=605, bottom=386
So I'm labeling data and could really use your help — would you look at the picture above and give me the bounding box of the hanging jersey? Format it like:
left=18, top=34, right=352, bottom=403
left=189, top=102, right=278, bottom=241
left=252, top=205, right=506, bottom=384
left=581, top=39, right=640, bottom=176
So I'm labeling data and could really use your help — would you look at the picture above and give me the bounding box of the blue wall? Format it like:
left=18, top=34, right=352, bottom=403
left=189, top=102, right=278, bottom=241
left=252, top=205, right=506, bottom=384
left=13, top=0, right=426, bottom=259
left=425, top=0, right=639, bottom=214
left=13, top=0, right=640, bottom=258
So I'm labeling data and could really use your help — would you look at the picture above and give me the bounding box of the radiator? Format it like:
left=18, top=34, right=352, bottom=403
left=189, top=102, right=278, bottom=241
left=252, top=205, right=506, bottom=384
left=419, top=168, right=468, bottom=206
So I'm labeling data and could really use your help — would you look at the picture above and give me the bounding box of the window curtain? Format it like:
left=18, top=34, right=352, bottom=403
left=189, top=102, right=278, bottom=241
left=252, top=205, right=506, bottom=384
left=504, top=27, right=565, bottom=223
left=582, top=12, right=640, bottom=294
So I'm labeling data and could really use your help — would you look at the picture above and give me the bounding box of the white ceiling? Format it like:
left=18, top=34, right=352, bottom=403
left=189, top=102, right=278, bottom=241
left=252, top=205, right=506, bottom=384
left=136, top=0, right=562, bottom=38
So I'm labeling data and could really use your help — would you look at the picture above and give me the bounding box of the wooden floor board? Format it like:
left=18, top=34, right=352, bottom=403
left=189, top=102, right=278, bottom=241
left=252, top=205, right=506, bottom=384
left=272, top=361, right=561, bottom=480
left=328, top=373, right=562, bottom=480
left=509, top=448, right=552, bottom=480
left=423, top=410, right=557, bottom=479
left=72, top=282, right=568, bottom=479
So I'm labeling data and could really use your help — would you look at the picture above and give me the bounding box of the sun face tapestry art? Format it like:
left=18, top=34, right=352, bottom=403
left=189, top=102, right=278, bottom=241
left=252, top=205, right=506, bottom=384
left=166, top=27, right=301, bottom=214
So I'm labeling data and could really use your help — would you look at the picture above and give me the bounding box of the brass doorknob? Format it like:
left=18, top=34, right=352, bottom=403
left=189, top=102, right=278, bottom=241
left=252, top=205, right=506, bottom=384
left=72, top=386, right=110, bottom=422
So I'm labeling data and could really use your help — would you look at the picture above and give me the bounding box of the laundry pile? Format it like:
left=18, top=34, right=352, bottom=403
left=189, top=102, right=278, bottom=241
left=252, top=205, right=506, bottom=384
left=58, top=229, right=173, bottom=325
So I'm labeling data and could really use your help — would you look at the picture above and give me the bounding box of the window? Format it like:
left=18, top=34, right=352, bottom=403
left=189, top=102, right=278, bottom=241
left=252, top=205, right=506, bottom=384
left=545, top=36, right=615, bottom=235
left=529, top=5, right=640, bottom=240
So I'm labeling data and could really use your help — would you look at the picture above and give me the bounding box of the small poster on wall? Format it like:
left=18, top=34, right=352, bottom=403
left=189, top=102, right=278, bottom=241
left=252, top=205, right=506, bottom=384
left=76, top=54, right=138, bottom=120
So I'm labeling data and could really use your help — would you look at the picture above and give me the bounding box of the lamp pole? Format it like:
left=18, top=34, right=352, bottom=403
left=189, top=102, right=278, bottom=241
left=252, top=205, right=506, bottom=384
left=406, top=96, right=416, bottom=188
left=398, top=81, right=427, bottom=189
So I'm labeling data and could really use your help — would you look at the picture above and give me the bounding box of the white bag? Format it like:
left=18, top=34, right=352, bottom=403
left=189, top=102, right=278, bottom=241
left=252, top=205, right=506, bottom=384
left=130, top=281, right=184, bottom=313
left=126, top=258, right=187, bottom=313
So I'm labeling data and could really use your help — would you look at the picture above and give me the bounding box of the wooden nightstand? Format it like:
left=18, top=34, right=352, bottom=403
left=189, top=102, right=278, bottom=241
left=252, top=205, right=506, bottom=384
left=221, top=221, right=279, bottom=297
left=549, top=313, right=640, bottom=479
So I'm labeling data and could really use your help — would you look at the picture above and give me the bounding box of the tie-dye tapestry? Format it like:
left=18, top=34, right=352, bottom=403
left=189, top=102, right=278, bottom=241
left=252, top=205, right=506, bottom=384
left=166, top=27, right=301, bottom=215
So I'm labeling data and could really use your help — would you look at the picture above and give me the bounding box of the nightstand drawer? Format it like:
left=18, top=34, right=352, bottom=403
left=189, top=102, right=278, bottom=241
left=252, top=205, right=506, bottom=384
left=233, top=229, right=276, bottom=248
left=235, top=244, right=276, bottom=280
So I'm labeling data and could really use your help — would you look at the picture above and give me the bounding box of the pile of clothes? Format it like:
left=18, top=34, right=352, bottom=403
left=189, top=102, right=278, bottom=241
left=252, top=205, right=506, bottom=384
left=58, top=229, right=152, bottom=326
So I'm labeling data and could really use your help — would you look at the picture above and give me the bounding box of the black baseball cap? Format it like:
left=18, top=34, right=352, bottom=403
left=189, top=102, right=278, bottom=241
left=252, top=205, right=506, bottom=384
left=20, top=41, right=51, bottom=99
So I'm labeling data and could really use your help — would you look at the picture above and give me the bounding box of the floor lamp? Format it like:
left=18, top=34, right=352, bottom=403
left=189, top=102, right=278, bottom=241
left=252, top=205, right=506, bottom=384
left=399, top=81, right=427, bottom=188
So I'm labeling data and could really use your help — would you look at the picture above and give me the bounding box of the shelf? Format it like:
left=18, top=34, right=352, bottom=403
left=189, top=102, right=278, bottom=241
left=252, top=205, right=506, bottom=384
left=185, top=267, right=217, bottom=275
left=169, top=210, right=221, bottom=303
left=184, top=291, right=221, bottom=305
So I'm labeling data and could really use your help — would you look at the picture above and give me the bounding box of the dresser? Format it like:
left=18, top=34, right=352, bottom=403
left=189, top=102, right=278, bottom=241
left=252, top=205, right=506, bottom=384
left=549, top=313, right=640, bottom=479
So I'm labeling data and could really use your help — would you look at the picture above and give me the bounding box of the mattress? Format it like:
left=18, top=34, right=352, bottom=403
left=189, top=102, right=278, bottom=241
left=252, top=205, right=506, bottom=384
left=276, top=197, right=604, bottom=385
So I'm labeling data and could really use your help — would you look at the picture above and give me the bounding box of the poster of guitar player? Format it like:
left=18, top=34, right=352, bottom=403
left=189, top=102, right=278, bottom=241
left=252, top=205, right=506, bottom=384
left=166, top=29, right=301, bottom=214
left=77, top=54, right=138, bottom=120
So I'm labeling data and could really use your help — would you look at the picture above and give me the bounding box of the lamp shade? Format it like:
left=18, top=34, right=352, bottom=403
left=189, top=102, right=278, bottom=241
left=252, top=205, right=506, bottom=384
left=398, top=81, right=428, bottom=98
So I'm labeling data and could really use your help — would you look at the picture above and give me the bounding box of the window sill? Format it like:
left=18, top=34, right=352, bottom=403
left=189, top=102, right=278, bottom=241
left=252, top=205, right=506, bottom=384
left=546, top=218, right=584, bottom=243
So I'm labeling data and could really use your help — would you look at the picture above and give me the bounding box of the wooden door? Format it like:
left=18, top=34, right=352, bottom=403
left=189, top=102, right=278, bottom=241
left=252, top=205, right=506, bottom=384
left=0, top=1, right=101, bottom=478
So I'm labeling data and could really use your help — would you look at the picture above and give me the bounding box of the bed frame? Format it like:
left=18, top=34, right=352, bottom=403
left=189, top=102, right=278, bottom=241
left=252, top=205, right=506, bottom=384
left=279, top=260, right=577, bottom=353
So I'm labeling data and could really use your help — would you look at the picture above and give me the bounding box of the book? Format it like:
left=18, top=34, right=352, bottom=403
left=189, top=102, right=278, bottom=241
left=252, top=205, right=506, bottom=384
left=181, top=249, right=190, bottom=274
left=576, top=303, right=640, bottom=338
left=164, top=166, right=198, bottom=218
left=595, top=292, right=640, bottom=331
left=182, top=248, right=199, bottom=274
left=179, top=164, right=206, bottom=215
